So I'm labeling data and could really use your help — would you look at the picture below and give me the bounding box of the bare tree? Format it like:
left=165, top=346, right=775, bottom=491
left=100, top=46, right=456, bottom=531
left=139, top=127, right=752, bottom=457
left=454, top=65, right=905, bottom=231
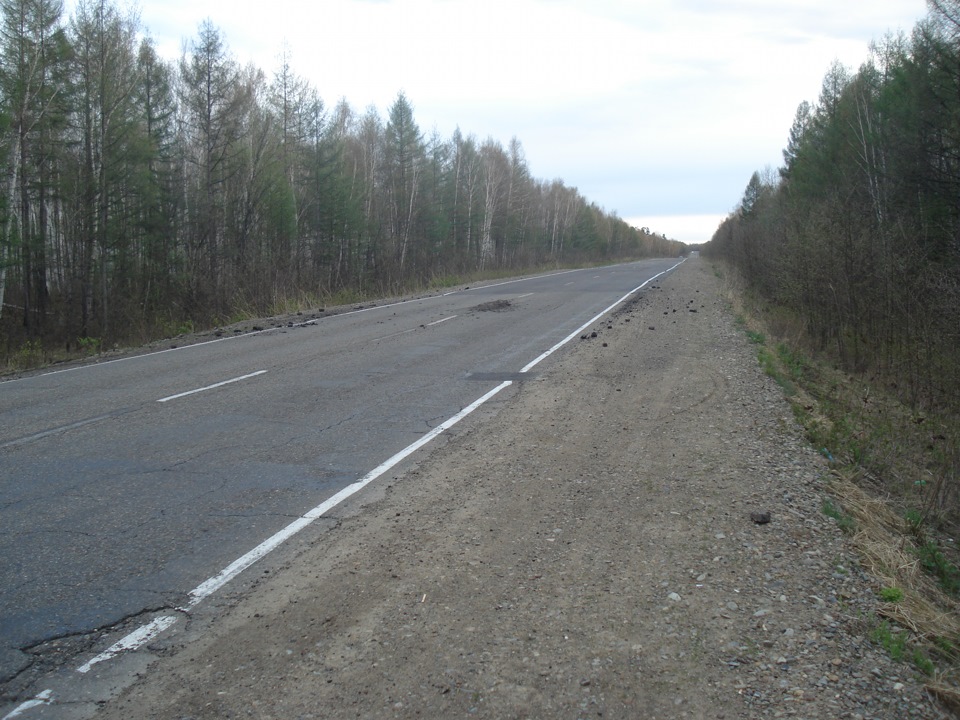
left=479, top=138, right=507, bottom=268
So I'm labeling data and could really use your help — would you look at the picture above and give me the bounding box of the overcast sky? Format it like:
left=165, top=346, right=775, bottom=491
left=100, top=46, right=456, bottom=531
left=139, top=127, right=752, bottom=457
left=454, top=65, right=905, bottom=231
left=125, top=0, right=928, bottom=245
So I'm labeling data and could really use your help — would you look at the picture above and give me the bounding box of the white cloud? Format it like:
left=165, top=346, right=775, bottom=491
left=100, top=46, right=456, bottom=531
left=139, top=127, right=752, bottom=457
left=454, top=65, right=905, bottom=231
left=628, top=214, right=729, bottom=246
left=73, top=0, right=931, bottom=240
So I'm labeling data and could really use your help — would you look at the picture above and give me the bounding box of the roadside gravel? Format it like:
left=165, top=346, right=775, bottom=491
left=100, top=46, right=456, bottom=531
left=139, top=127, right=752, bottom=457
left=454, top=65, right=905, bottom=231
left=95, top=258, right=949, bottom=719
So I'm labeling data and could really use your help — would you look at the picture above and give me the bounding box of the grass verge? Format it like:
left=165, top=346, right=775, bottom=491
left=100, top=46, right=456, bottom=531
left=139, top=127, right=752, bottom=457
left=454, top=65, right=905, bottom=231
left=715, top=262, right=960, bottom=711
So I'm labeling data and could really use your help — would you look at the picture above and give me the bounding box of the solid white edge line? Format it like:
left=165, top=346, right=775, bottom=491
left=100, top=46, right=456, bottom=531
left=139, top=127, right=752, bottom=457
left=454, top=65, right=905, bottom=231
left=64, top=377, right=515, bottom=678
left=75, top=616, right=178, bottom=674
left=156, top=370, right=268, bottom=403
left=2, top=690, right=52, bottom=720
left=45, top=260, right=678, bottom=699
left=184, top=379, right=514, bottom=608
left=519, top=259, right=684, bottom=373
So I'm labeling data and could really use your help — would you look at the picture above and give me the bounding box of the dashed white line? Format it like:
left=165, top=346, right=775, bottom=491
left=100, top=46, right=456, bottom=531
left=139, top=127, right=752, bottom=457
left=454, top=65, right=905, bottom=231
left=156, top=370, right=267, bottom=403
left=62, top=379, right=514, bottom=684
left=14, top=260, right=684, bottom=717
left=10, top=266, right=599, bottom=384
left=427, top=315, right=457, bottom=326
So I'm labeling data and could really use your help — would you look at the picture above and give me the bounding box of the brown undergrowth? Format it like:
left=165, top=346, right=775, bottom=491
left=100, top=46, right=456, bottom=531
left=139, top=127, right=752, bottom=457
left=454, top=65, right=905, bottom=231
left=715, top=262, right=960, bottom=711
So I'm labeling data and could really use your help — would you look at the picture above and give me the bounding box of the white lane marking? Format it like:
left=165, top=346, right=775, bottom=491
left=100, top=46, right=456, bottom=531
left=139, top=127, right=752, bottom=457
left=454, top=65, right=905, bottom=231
left=440, top=268, right=579, bottom=296
left=183, top=379, right=512, bottom=607
left=564, top=282, right=575, bottom=286
left=61, top=381, right=512, bottom=688
left=0, top=412, right=127, bottom=449
left=156, top=370, right=267, bottom=403
left=10, top=264, right=622, bottom=382
left=373, top=328, right=418, bottom=342
left=33, top=335, right=249, bottom=378
left=374, top=313, right=455, bottom=340
left=76, top=615, right=178, bottom=673
left=514, top=293, right=533, bottom=299
left=28, top=261, right=680, bottom=708
left=27, top=298, right=434, bottom=380
left=2, top=690, right=52, bottom=719
left=520, top=260, right=683, bottom=374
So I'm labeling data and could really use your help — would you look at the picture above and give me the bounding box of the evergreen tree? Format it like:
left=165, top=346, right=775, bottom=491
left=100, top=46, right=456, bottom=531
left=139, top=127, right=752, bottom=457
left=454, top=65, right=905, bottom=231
left=383, top=92, right=422, bottom=275
left=0, top=0, right=69, bottom=334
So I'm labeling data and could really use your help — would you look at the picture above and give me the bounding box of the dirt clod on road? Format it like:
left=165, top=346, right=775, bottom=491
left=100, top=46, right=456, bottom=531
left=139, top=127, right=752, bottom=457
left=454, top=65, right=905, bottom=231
left=97, top=259, right=946, bottom=719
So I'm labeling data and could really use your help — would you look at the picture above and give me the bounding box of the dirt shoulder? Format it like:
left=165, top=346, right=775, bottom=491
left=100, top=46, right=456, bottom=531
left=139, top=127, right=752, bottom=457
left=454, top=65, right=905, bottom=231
left=95, top=258, right=946, bottom=719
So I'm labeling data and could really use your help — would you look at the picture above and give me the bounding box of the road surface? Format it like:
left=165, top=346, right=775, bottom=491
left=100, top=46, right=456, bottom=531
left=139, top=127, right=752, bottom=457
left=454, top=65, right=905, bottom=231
left=0, top=259, right=680, bottom=692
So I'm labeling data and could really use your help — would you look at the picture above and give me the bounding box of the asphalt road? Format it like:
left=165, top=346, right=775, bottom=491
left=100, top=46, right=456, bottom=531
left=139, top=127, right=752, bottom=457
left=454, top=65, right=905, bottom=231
left=0, top=259, right=680, bottom=689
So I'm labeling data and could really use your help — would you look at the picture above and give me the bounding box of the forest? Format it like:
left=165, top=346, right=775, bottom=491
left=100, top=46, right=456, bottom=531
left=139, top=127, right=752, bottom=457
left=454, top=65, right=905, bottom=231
left=0, top=0, right=683, bottom=362
left=705, top=1, right=960, bottom=416
left=704, top=0, right=960, bottom=546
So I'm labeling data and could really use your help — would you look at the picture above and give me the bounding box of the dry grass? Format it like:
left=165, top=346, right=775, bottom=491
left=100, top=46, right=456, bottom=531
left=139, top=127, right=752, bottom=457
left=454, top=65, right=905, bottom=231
left=831, top=470, right=959, bottom=633
left=928, top=679, right=960, bottom=715
left=716, top=263, right=960, bottom=706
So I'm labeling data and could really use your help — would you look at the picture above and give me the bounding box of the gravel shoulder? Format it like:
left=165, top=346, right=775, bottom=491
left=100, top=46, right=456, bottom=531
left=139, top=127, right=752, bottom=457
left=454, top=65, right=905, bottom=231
left=95, top=258, right=947, bottom=719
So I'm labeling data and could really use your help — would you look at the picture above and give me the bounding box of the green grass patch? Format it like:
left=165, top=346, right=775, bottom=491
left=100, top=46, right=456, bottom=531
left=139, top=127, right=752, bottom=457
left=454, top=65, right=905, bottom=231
left=758, top=346, right=797, bottom=396
left=822, top=497, right=857, bottom=534
left=12, top=339, right=44, bottom=370
left=870, top=621, right=938, bottom=676
left=158, top=317, right=197, bottom=338
left=776, top=342, right=805, bottom=381
left=427, top=274, right=463, bottom=290
left=913, top=649, right=936, bottom=676
left=935, top=636, right=958, bottom=657
left=758, top=346, right=775, bottom=375
left=872, top=620, right=908, bottom=661
left=76, top=336, right=101, bottom=355
left=879, top=586, right=904, bottom=603
left=905, top=508, right=924, bottom=536
left=914, top=541, right=960, bottom=596
left=324, top=288, right=366, bottom=307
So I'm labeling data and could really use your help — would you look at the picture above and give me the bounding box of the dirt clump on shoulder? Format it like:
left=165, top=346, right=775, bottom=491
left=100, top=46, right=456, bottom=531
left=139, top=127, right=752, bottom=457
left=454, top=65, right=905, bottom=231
left=99, top=260, right=945, bottom=719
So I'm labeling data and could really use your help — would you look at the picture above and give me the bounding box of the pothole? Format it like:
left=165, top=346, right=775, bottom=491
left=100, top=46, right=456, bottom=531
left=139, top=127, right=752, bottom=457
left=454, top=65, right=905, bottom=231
left=474, top=299, right=513, bottom=312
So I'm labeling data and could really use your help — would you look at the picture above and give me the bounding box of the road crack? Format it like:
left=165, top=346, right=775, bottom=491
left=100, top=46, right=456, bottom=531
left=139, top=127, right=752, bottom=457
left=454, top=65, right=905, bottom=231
left=2, top=604, right=186, bottom=697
